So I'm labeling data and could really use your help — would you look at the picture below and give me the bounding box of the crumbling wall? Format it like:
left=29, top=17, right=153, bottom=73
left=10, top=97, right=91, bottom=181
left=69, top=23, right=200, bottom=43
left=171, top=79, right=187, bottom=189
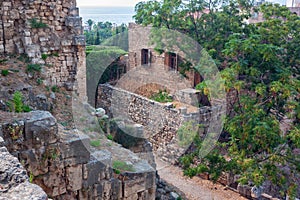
left=96, top=84, right=221, bottom=163
left=0, top=144, right=48, bottom=200
left=0, top=0, right=86, bottom=98
left=0, top=111, right=156, bottom=200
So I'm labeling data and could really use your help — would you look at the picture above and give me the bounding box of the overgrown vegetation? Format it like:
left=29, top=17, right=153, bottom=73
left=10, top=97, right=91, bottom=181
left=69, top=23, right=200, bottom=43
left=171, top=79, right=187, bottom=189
left=86, top=46, right=127, bottom=105
left=90, top=139, right=101, bottom=147
left=51, top=85, right=59, bottom=93
left=85, top=20, right=128, bottom=46
left=112, top=160, right=135, bottom=173
left=150, top=90, right=173, bottom=103
left=7, top=91, right=31, bottom=113
left=29, top=18, right=48, bottom=28
left=0, top=59, right=7, bottom=64
left=36, top=78, right=43, bottom=85
left=1, top=69, right=9, bottom=76
left=135, top=1, right=300, bottom=197
left=41, top=54, right=48, bottom=61
left=26, top=64, right=42, bottom=73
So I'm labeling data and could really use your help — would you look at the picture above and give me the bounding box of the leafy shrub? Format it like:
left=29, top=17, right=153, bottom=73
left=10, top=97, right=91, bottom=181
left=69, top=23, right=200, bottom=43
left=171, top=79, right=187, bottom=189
left=107, top=134, right=113, bottom=140
left=26, top=64, right=42, bottom=73
left=150, top=90, right=173, bottom=103
left=1, top=69, right=9, bottom=76
left=13, top=91, right=23, bottom=113
left=6, top=91, right=31, bottom=113
left=51, top=52, right=59, bottom=57
left=177, top=121, right=199, bottom=147
left=22, top=105, right=32, bottom=112
left=41, top=54, right=48, bottom=60
left=29, top=172, right=34, bottom=183
left=90, top=140, right=101, bottom=147
left=112, top=160, right=134, bottom=172
left=51, top=85, right=59, bottom=93
left=30, top=18, right=48, bottom=28
left=36, top=78, right=43, bottom=85
left=0, top=59, right=7, bottom=64
left=17, top=54, right=30, bottom=63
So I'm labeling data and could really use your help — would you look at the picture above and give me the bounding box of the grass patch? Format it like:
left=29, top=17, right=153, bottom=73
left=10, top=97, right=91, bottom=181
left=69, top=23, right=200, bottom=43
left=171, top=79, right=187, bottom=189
left=51, top=52, right=59, bottom=57
left=90, top=139, right=101, bottom=147
left=26, top=64, right=42, bottom=73
left=17, top=54, right=30, bottom=63
left=112, top=160, right=135, bottom=172
left=30, top=18, right=48, bottom=28
left=1, top=69, right=9, bottom=76
left=22, top=105, right=32, bottom=112
left=107, top=134, right=114, bottom=140
left=41, top=54, right=48, bottom=60
left=36, top=78, right=43, bottom=85
left=150, top=90, right=173, bottom=103
left=51, top=85, right=59, bottom=93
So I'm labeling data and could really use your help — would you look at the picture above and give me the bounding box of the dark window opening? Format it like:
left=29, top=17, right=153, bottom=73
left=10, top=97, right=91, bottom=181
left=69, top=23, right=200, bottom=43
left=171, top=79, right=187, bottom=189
left=165, top=52, right=177, bottom=70
left=141, top=49, right=149, bottom=65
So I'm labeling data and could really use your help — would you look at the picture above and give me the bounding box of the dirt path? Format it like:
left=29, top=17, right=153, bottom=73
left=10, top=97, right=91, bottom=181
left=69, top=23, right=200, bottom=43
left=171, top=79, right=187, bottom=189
left=156, top=158, right=248, bottom=200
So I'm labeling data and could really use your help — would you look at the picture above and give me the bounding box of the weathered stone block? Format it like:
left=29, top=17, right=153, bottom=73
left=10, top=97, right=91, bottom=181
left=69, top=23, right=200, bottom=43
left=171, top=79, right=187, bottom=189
left=58, top=130, right=90, bottom=166
left=19, top=148, right=49, bottom=176
left=24, top=111, right=58, bottom=146
left=65, top=16, right=81, bottom=27
left=73, top=35, right=85, bottom=46
left=123, top=173, right=146, bottom=197
left=0, top=120, right=25, bottom=151
left=82, top=150, right=112, bottom=188
left=66, top=165, right=83, bottom=191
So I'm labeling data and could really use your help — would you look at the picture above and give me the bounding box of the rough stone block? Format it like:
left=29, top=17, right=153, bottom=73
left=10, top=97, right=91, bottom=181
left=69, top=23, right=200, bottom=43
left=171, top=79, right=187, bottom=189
left=58, top=130, right=90, bottom=166
left=73, top=35, right=85, bottom=46
left=123, top=173, right=146, bottom=197
left=0, top=120, right=25, bottom=150
left=24, top=111, right=58, bottom=146
left=2, top=2, right=12, bottom=7
left=66, top=165, right=83, bottom=191
left=82, top=150, right=112, bottom=188
left=65, top=16, right=81, bottom=27
left=19, top=148, right=49, bottom=176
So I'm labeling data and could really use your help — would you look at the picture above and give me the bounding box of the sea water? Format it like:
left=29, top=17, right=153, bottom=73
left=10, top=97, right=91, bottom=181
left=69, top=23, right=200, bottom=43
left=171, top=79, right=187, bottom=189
left=79, top=7, right=135, bottom=26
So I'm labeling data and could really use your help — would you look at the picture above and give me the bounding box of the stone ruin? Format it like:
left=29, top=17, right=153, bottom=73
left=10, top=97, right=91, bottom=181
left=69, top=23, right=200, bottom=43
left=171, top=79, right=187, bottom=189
left=0, top=0, right=86, bottom=99
left=0, top=111, right=156, bottom=200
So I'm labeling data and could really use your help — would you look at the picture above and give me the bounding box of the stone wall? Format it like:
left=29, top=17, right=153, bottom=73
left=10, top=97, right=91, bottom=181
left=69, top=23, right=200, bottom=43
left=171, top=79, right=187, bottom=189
left=0, top=0, right=86, bottom=98
left=97, top=84, right=221, bottom=163
left=0, top=111, right=156, bottom=200
left=0, top=144, right=47, bottom=200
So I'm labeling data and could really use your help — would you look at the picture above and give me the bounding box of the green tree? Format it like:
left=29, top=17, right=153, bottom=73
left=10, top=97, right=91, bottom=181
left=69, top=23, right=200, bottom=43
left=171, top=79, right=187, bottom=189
left=86, top=19, right=94, bottom=31
left=134, top=1, right=300, bottom=197
left=84, top=21, right=128, bottom=46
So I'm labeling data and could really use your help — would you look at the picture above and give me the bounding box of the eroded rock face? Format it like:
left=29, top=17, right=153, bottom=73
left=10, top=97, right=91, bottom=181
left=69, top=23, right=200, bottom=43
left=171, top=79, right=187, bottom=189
left=0, top=110, right=157, bottom=200
left=0, top=145, right=47, bottom=200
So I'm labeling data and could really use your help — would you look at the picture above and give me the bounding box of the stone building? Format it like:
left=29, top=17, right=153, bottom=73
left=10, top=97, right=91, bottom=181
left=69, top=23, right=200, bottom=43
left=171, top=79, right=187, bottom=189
left=128, top=23, right=202, bottom=88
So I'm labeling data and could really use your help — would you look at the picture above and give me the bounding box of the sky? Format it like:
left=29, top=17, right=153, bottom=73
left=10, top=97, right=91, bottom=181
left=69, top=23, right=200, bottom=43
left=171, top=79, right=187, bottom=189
left=76, top=0, right=144, bottom=7
left=76, top=0, right=286, bottom=7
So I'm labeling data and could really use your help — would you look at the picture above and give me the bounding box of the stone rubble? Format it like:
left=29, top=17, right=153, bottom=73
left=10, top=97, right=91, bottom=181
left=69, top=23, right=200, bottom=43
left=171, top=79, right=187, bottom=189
left=0, top=110, right=156, bottom=200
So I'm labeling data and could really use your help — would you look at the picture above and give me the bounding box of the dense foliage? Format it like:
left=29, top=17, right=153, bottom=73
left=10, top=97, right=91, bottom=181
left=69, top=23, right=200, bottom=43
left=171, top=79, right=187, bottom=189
left=84, top=20, right=128, bottom=45
left=86, top=46, right=127, bottom=106
left=134, top=0, right=300, bottom=198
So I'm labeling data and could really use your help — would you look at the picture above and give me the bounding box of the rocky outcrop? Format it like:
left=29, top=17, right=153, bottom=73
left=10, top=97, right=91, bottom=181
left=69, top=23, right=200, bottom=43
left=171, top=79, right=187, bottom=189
left=0, top=144, right=47, bottom=200
left=0, top=110, right=156, bottom=200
